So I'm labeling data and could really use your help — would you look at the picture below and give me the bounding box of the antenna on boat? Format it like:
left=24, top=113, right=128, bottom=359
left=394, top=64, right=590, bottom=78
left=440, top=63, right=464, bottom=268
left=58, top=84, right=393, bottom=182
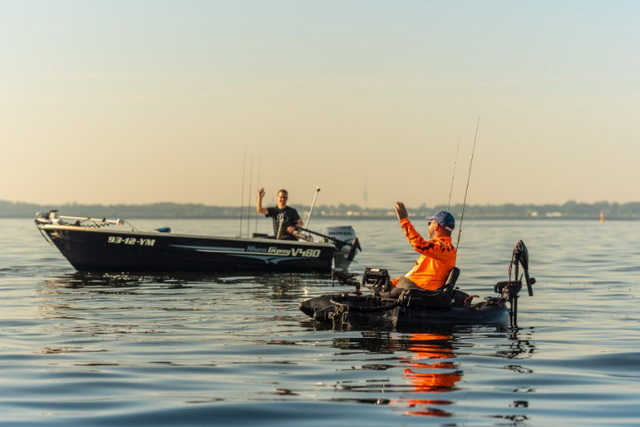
left=305, top=187, right=321, bottom=229
left=456, top=118, right=480, bottom=249
left=448, top=138, right=461, bottom=211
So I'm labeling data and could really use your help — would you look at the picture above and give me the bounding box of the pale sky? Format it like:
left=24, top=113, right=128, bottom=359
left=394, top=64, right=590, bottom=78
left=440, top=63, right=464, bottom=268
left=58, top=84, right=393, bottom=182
left=2, top=1, right=639, bottom=209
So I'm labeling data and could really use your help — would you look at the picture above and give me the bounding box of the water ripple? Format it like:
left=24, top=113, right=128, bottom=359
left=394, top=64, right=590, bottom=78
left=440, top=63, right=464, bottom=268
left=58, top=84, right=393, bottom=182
left=1, top=219, right=639, bottom=425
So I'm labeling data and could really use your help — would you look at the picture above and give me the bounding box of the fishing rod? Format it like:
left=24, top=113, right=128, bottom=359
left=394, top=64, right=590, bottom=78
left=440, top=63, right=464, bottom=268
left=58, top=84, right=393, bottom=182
left=254, top=158, right=261, bottom=235
left=448, top=138, right=461, bottom=211
left=456, top=118, right=480, bottom=249
left=239, top=150, right=247, bottom=237
left=246, top=155, right=253, bottom=238
left=305, top=187, right=321, bottom=229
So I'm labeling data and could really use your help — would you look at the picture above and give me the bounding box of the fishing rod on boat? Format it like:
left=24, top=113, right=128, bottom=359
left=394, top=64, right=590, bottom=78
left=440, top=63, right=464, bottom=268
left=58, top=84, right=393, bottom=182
left=305, top=187, right=321, bottom=229
left=239, top=149, right=247, bottom=237
left=246, top=155, right=254, bottom=238
left=254, top=158, right=261, bottom=235
left=276, top=220, right=284, bottom=240
left=456, top=118, right=480, bottom=249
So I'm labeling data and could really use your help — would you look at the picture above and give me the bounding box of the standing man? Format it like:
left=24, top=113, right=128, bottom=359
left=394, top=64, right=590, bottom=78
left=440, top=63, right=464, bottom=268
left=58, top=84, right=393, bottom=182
left=256, top=188, right=304, bottom=240
left=384, top=202, right=457, bottom=297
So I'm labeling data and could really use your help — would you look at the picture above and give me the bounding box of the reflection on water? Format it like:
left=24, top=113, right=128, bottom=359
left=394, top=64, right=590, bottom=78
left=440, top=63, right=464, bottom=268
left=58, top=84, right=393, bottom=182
left=329, top=326, right=536, bottom=418
left=396, top=332, right=461, bottom=417
left=36, top=272, right=348, bottom=359
left=43, top=271, right=332, bottom=288
left=40, top=271, right=336, bottom=311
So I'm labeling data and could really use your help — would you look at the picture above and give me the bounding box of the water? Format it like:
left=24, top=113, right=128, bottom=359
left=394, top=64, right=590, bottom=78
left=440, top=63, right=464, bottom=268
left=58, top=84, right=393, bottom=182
left=1, top=217, right=639, bottom=425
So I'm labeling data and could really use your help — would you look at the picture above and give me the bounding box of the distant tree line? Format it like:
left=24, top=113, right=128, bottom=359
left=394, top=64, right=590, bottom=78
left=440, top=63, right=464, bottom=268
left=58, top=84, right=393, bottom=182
left=2, top=199, right=639, bottom=220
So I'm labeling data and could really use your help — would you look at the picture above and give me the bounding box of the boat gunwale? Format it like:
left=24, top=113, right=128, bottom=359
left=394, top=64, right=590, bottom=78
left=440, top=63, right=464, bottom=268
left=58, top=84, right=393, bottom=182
left=37, top=223, right=339, bottom=249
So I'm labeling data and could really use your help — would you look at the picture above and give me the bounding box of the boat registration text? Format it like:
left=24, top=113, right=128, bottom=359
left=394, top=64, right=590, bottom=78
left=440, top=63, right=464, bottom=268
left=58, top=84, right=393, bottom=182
left=107, top=236, right=157, bottom=246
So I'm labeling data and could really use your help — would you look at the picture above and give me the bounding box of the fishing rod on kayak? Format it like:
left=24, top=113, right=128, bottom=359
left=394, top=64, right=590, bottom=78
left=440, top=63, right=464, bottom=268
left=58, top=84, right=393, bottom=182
left=448, top=138, right=460, bottom=211
left=456, top=118, right=480, bottom=249
left=305, top=187, right=321, bottom=229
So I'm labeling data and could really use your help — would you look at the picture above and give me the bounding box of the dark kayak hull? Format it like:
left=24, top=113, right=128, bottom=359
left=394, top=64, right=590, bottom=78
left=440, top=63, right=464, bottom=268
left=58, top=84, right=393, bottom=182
left=300, top=294, right=510, bottom=328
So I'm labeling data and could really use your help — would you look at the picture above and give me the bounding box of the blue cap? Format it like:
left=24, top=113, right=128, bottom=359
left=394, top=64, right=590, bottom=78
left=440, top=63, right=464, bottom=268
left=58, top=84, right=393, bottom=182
left=427, top=211, right=455, bottom=231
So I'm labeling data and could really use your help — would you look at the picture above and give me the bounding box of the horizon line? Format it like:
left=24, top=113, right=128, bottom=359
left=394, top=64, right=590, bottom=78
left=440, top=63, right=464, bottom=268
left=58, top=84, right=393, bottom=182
left=2, top=199, right=638, bottom=209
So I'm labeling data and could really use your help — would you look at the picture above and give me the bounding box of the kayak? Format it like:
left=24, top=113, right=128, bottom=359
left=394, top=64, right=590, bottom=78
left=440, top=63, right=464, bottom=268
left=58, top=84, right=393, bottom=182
left=300, top=240, right=535, bottom=329
left=300, top=293, right=511, bottom=328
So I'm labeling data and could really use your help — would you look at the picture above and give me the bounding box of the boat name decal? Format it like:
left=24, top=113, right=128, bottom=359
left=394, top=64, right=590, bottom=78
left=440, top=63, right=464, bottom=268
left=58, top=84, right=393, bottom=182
left=247, top=245, right=321, bottom=258
left=107, top=236, right=156, bottom=246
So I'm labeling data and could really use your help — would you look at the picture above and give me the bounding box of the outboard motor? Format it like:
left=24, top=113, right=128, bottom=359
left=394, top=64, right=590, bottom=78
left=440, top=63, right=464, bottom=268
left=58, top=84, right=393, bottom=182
left=325, top=226, right=360, bottom=272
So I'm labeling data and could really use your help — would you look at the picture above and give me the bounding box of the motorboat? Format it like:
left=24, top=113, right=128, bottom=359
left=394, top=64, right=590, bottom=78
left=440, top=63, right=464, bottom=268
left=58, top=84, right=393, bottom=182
left=35, top=210, right=360, bottom=274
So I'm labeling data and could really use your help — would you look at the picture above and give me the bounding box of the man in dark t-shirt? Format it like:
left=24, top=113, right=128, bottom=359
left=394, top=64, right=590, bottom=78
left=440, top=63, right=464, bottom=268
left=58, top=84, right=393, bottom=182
left=256, top=188, right=303, bottom=240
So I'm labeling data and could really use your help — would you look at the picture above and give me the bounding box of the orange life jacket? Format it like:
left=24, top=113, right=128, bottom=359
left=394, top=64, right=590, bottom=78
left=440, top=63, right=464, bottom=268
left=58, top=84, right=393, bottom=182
left=393, top=218, right=457, bottom=290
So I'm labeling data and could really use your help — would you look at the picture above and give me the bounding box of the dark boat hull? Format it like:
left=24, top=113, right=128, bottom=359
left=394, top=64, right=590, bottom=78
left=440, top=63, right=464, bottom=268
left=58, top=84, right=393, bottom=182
left=299, top=294, right=510, bottom=328
left=40, top=225, right=338, bottom=273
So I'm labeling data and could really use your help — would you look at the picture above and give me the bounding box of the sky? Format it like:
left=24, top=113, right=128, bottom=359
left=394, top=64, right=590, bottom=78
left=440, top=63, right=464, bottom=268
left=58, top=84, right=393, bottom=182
left=2, top=0, right=639, bottom=209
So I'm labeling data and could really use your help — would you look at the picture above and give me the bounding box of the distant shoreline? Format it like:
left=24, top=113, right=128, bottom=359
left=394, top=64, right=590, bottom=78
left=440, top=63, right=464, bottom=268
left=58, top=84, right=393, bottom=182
left=2, top=200, right=639, bottom=220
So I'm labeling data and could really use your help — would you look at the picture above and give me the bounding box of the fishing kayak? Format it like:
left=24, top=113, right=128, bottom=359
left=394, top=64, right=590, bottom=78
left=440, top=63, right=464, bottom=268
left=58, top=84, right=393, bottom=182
left=300, top=240, right=535, bottom=329
left=300, top=293, right=511, bottom=328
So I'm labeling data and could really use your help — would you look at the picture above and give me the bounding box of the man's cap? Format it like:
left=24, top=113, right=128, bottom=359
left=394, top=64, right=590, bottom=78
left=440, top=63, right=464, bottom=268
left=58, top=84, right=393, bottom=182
left=427, top=211, right=455, bottom=231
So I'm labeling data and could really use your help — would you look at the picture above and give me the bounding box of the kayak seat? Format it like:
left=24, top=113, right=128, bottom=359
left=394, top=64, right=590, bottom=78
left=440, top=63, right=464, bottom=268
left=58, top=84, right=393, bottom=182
left=442, top=267, right=461, bottom=292
left=404, top=289, right=452, bottom=309
left=403, top=267, right=460, bottom=309
left=442, top=267, right=474, bottom=307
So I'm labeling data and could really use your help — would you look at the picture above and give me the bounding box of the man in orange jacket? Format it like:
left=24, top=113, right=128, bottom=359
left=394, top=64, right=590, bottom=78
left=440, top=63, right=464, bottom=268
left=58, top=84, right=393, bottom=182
left=384, top=202, right=457, bottom=297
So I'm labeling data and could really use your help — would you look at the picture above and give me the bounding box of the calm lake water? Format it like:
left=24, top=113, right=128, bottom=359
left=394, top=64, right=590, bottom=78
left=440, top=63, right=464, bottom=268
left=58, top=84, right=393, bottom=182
left=1, top=217, right=639, bottom=426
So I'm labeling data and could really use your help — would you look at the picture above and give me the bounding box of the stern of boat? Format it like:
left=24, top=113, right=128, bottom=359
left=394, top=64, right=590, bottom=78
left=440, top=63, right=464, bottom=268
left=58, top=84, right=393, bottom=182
left=325, top=225, right=361, bottom=272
